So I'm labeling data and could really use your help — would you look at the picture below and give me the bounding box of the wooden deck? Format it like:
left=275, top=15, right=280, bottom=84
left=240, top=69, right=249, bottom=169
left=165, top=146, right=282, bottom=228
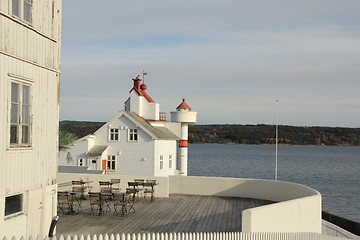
left=56, top=194, right=273, bottom=236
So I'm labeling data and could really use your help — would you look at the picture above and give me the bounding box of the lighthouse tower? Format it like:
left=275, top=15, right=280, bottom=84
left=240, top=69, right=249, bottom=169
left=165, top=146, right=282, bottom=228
left=171, top=99, right=197, bottom=175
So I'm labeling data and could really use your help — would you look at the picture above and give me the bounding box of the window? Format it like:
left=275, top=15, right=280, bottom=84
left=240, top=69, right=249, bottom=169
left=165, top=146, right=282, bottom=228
left=5, top=194, right=23, bottom=216
left=169, top=155, right=173, bottom=169
left=128, top=129, right=138, bottom=141
left=12, top=0, right=20, bottom=17
left=12, top=0, right=33, bottom=24
left=10, top=82, right=31, bottom=147
left=78, top=158, right=84, bottom=166
left=107, top=155, right=116, bottom=171
left=24, top=0, right=32, bottom=23
left=108, top=128, right=119, bottom=141
left=160, top=155, right=164, bottom=170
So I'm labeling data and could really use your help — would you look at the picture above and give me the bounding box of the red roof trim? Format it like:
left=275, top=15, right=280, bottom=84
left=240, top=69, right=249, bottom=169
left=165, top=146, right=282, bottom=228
left=129, top=87, right=143, bottom=96
left=129, top=87, right=155, bottom=103
left=142, top=91, right=155, bottom=103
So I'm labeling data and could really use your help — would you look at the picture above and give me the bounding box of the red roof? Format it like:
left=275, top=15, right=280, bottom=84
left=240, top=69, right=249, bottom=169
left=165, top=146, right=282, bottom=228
left=129, top=77, right=155, bottom=103
left=176, top=98, right=192, bottom=110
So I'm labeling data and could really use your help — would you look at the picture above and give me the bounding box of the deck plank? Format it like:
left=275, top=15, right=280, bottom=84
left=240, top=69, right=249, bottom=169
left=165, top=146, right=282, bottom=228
left=56, top=194, right=272, bottom=236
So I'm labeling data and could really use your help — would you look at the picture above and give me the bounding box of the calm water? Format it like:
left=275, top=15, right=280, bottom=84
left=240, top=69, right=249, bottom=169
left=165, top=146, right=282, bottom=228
left=188, top=144, right=360, bottom=222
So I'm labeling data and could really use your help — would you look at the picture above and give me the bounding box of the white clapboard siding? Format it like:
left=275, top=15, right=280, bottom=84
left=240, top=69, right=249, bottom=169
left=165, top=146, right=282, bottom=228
left=0, top=0, right=61, bottom=71
left=0, top=1, right=62, bottom=196
left=0, top=58, right=59, bottom=195
left=1, top=0, right=61, bottom=238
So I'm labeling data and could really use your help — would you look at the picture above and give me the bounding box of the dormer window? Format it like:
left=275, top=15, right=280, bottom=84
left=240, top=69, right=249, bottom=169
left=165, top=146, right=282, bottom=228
left=108, top=128, right=119, bottom=141
left=128, top=129, right=138, bottom=141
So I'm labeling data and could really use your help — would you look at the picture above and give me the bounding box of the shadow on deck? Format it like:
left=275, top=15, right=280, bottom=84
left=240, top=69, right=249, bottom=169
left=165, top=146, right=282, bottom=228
left=56, top=194, right=273, bottom=236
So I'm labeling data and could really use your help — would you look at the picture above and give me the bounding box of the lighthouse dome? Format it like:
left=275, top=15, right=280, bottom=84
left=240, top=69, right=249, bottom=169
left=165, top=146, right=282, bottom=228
left=171, top=98, right=197, bottom=124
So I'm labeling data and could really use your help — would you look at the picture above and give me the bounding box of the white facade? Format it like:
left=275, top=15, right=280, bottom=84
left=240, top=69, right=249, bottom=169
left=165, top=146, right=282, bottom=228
left=59, top=113, right=179, bottom=176
left=60, top=79, right=196, bottom=177
left=0, top=0, right=62, bottom=239
left=59, top=111, right=180, bottom=177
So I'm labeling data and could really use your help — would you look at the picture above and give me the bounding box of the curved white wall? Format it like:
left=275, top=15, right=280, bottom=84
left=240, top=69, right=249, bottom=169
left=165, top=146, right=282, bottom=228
left=169, top=176, right=322, bottom=233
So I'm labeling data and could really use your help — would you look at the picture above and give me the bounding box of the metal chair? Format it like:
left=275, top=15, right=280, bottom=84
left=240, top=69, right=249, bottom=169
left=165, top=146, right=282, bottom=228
left=99, top=181, right=111, bottom=187
left=98, top=184, right=112, bottom=213
left=111, top=179, right=121, bottom=192
left=72, top=180, right=87, bottom=199
left=134, top=179, right=144, bottom=185
left=88, top=192, right=102, bottom=215
left=125, top=188, right=137, bottom=213
left=113, top=192, right=127, bottom=216
left=71, top=186, right=83, bottom=212
left=146, top=179, right=157, bottom=185
left=57, top=191, right=70, bottom=214
left=128, top=181, right=141, bottom=200
left=128, top=181, right=138, bottom=189
left=143, top=182, right=155, bottom=201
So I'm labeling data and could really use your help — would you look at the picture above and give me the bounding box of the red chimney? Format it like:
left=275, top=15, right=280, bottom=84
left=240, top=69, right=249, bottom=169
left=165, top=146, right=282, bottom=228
left=133, top=75, right=141, bottom=90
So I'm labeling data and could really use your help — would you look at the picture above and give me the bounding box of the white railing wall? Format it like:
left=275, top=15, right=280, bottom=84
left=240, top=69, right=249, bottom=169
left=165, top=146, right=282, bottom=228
left=1, top=232, right=347, bottom=240
left=169, top=176, right=322, bottom=233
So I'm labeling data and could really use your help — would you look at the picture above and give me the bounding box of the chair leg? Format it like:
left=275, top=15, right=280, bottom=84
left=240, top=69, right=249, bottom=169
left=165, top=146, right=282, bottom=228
left=58, top=204, right=64, bottom=215
left=114, top=202, right=127, bottom=216
left=128, top=198, right=135, bottom=213
left=75, top=199, right=82, bottom=213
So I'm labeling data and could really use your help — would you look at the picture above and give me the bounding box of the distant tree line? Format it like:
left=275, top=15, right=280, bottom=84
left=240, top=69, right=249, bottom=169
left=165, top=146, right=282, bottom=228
left=189, top=124, right=360, bottom=146
left=60, top=121, right=360, bottom=146
left=59, top=121, right=105, bottom=139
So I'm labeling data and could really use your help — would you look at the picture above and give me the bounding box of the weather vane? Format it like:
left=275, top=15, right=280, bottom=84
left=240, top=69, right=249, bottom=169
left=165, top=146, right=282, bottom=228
left=142, top=70, right=148, bottom=84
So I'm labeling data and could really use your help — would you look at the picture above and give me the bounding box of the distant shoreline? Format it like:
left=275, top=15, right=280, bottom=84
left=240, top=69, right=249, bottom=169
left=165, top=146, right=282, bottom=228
left=59, top=121, right=360, bottom=147
left=189, top=142, right=360, bottom=147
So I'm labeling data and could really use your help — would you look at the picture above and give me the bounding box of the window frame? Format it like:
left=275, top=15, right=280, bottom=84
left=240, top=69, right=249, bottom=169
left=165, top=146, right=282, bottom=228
left=9, top=79, right=32, bottom=148
left=169, top=155, right=173, bottom=169
left=128, top=128, right=138, bottom=142
left=11, top=0, right=33, bottom=24
left=5, top=193, right=24, bottom=218
left=108, top=127, right=119, bottom=141
left=160, top=155, right=164, bottom=170
left=107, top=155, right=116, bottom=171
left=78, top=158, right=84, bottom=166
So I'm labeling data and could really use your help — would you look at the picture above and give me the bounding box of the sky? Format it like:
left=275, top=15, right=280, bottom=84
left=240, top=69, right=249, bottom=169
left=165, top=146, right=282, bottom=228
left=60, top=0, right=360, bottom=128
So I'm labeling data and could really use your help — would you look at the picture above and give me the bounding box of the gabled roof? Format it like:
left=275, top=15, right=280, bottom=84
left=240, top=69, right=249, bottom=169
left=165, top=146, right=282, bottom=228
left=86, top=145, right=109, bottom=156
left=126, top=112, right=180, bottom=140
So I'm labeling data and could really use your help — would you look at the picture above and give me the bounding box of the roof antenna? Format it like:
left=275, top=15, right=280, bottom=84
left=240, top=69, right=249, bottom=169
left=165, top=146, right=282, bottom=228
left=142, top=70, right=148, bottom=84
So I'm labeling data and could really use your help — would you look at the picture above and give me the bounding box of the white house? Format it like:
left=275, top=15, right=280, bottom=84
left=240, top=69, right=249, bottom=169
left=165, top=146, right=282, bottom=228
left=59, top=76, right=197, bottom=177
left=0, top=0, right=62, bottom=239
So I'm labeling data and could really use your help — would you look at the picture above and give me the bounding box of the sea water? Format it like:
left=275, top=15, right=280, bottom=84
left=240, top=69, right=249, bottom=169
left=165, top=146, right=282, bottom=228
left=188, top=144, right=360, bottom=222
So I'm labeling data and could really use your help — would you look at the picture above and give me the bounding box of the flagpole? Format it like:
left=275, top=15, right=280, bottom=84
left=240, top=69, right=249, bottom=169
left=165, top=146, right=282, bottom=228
left=142, top=70, right=146, bottom=84
left=275, top=99, right=279, bottom=181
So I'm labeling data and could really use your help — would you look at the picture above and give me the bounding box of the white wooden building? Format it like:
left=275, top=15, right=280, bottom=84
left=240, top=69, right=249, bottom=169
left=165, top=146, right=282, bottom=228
left=0, top=0, right=62, bottom=238
left=59, top=76, right=197, bottom=177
